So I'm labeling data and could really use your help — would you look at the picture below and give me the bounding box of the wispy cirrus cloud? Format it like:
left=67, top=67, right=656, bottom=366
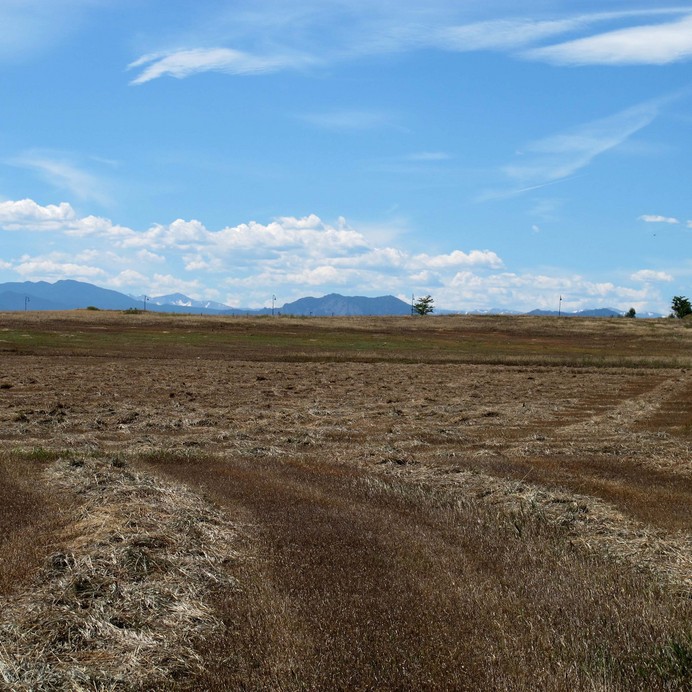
left=127, top=5, right=692, bottom=84
left=7, top=151, right=111, bottom=206
left=496, top=98, right=663, bottom=193
left=128, top=47, right=316, bottom=85
left=436, top=16, right=588, bottom=52
left=436, top=9, right=691, bottom=56
left=525, top=14, right=692, bottom=66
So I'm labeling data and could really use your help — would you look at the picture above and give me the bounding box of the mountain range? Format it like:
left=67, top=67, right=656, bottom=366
left=0, top=280, right=663, bottom=317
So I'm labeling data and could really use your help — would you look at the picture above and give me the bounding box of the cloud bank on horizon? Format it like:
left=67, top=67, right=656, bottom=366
left=0, top=1, right=690, bottom=312
left=0, top=198, right=678, bottom=313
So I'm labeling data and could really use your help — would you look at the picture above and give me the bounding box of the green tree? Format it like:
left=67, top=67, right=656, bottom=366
left=413, top=295, right=434, bottom=315
left=625, top=307, right=636, bottom=318
left=670, top=296, right=692, bottom=319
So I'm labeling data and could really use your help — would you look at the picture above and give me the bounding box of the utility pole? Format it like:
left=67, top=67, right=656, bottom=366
left=24, top=296, right=30, bottom=311
left=558, top=295, right=562, bottom=317
left=143, top=295, right=149, bottom=312
left=272, top=294, right=276, bottom=317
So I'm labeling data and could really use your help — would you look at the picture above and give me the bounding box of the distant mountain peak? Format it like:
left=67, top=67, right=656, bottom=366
left=280, top=293, right=411, bottom=316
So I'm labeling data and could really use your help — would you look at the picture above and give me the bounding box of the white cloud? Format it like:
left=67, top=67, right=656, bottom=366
left=14, top=258, right=106, bottom=280
left=148, top=273, right=203, bottom=296
left=129, top=48, right=314, bottom=85
left=631, top=269, right=674, bottom=282
left=526, top=14, right=692, bottom=66
left=125, top=6, right=692, bottom=85
left=107, top=269, right=149, bottom=288
left=8, top=152, right=111, bottom=205
left=137, top=249, right=166, bottom=263
left=0, top=198, right=676, bottom=312
left=639, top=214, right=680, bottom=224
left=0, top=199, right=76, bottom=230
left=438, top=17, right=587, bottom=52
left=444, top=270, right=656, bottom=312
left=501, top=99, right=661, bottom=189
left=286, top=265, right=346, bottom=286
left=413, top=250, right=504, bottom=269
left=183, top=254, right=224, bottom=272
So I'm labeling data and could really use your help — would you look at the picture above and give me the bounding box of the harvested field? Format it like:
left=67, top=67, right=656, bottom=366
left=0, top=311, right=690, bottom=689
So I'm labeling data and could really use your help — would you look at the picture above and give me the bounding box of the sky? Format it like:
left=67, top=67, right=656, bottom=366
left=1, top=0, right=691, bottom=313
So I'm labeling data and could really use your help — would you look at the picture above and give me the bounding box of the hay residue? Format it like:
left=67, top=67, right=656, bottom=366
left=376, top=462, right=692, bottom=596
left=0, top=455, right=240, bottom=690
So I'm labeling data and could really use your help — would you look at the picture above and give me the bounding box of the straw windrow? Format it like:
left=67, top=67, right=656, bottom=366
left=0, top=455, right=241, bottom=690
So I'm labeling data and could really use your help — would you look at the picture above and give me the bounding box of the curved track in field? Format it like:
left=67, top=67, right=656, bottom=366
left=149, top=454, right=690, bottom=691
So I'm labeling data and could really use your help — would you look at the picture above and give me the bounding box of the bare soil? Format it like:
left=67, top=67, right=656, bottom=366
left=0, top=312, right=689, bottom=689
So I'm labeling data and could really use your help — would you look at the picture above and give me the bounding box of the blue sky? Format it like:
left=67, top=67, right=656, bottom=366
left=1, top=0, right=691, bottom=312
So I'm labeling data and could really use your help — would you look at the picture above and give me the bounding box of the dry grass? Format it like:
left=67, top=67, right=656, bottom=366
left=1, top=310, right=690, bottom=367
left=148, top=453, right=691, bottom=690
left=0, top=452, right=240, bottom=690
left=0, top=448, right=72, bottom=599
left=0, top=312, right=689, bottom=689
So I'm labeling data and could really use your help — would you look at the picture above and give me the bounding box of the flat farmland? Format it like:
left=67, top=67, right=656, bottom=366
left=0, top=311, right=690, bottom=690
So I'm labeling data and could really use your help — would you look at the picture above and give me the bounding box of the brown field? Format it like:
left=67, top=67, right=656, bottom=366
left=0, top=311, right=690, bottom=690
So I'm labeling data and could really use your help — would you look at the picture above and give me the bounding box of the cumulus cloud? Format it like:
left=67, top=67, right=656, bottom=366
left=147, top=273, right=204, bottom=296
left=0, top=199, right=76, bottom=230
left=0, top=198, right=673, bottom=312
left=445, top=270, right=654, bottom=312
left=639, top=214, right=680, bottom=224
left=14, top=258, right=106, bottom=280
left=107, top=269, right=149, bottom=288
left=413, top=250, right=504, bottom=269
left=137, top=249, right=166, bottom=263
left=631, top=269, right=674, bottom=282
